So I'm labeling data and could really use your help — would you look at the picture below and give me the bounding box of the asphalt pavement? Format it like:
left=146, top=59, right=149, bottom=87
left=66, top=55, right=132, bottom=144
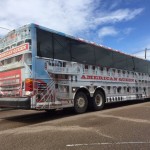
left=0, top=100, right=150, bottom=150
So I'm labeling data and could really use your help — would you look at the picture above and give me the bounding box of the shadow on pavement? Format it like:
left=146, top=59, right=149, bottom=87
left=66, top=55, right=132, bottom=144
left=3, top=99, right=150, bottom=126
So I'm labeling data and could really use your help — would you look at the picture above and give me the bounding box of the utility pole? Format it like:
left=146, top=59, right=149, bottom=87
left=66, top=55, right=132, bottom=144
left=145, top=48, right=150, bottom=59
left=145, top=48, right=147, bottom=59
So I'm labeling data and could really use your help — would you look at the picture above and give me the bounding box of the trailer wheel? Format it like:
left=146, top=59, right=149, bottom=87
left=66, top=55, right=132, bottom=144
left=92, top=90, right=105, bottom=111
left=74, top=92, right=88, bottom=114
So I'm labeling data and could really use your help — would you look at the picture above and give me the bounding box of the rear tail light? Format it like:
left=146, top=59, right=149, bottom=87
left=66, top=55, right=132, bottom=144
left=25, top=78, right=33, bottom=91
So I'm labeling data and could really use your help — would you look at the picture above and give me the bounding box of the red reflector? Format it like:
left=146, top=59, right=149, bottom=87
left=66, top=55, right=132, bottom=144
left=25, top=78, right=33, bottom=91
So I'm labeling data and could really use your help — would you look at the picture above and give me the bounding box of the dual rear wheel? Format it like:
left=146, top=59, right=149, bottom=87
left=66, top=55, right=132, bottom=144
left=74, top=90, right=105, bottom=114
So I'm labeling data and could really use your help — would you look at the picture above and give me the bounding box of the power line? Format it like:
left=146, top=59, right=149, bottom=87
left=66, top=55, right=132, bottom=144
left=132, top=48, right=150, bottom=59
left=145, top=48, right=150, bottom=59
left=133, top=48, right=150, bottom=54
left=0, top=26, right=11, bottom=39
left=0, top=26, right=11, bottom=31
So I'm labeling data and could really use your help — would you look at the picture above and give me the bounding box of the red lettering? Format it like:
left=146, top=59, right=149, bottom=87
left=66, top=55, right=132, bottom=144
left=114, top=78, right=117, bottom=81
left=94, top=76, right=99, bottom=80
left=81, top=75, right=86, bottom=79
left=119, top=78, right=122, bottom=81
left=87, top=76, right=93, bottom=79
left=99, top=76, right=103, bottom=80
left=106, top=77, right=110, bottom=80
left=80, top=75, right=134, bottom=83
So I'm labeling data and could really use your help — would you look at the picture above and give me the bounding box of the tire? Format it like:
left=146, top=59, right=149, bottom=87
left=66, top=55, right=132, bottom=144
left=74, top=92, right=88, bottom=114
left=91, top=90, right=105, bottom=111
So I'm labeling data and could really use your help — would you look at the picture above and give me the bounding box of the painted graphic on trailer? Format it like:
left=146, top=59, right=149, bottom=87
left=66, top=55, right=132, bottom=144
left=0, top=43, right=29, bottom=61
left=0, top=69, right=22, bottom=97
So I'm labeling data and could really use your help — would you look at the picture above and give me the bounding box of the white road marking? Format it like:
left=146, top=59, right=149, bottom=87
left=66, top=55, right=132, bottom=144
left=66, top=141, right=150, bottom=147
left=97, top=114, right=150, bottom=124
left=95, top=130, right=113, bottom=139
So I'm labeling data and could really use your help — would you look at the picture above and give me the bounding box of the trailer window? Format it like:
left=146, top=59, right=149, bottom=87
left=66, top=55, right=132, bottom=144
left=126, top=56, right=135, bottom=71
left=95, top=47, right=113, bottom=67
left=0, top=49, right=3, bottom=53
left=37, top=28, right=71, bottom=61
left=113, top=52, right=127, bottom=70
left=147, top=62, right=150, bottom=74
left=25, top=39, right=31, bottom=45
left=71, top=40, right=95, bottom=65
left=17, top=41, right=24, bottom=46
left=37, top=28, right=53, bottom=58
left=54, top=34, right=71, bottom=61
left=134, top=58, right=148, bottom=73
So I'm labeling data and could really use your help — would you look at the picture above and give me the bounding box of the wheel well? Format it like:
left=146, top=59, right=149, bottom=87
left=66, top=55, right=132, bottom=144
left=74, top=88, right=91, bottom=99
left=94, top=88, right=106, bottom=101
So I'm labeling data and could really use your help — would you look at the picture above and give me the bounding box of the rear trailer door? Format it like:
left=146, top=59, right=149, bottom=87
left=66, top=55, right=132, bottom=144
left=0, top=69, right=30, bottom=109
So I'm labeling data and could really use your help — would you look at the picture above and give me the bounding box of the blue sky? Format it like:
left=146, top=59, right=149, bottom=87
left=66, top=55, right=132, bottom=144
left=0, top=0, right=150, bottom=55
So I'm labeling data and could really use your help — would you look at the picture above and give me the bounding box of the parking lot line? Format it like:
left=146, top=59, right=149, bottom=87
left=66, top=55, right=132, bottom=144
left=66, top=141, right=150, bottom=147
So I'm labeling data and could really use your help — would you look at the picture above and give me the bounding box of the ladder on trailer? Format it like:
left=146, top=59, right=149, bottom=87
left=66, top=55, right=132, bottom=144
left=36, top=79, right=55, bottom=110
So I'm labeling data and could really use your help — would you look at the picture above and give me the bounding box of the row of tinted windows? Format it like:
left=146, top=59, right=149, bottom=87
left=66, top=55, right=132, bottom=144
left=36, top=28, right=150, bottom=73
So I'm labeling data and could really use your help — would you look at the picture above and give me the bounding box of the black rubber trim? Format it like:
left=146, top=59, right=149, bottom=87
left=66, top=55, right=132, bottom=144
left=0, top=97, right=30, bottom=109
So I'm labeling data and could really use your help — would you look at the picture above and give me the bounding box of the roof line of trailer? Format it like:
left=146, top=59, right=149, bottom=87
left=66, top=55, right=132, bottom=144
left=33, top=23, right=150, bottom=63
left=1, top=23, right=149, bottom=63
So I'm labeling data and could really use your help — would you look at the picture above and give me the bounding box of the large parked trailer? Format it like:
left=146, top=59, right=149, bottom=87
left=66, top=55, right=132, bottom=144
left=0, top=24, right=150, bottom=113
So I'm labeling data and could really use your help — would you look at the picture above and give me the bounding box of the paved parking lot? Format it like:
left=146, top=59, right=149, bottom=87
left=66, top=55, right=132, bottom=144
left=0, top=100, right=150, bottom=150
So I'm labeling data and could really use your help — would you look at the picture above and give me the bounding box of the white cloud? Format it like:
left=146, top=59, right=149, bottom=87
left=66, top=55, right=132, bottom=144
left=98, top=26, right=118, bottom=38
left=0, top=0, right=144, bottom=38
left=123, top=27, right=133, bottom=35
left=0, top=0, right=95, bottom=35
left=94, top=8, right=143, bottom=25
left=108, top=0, right=122, bottom=10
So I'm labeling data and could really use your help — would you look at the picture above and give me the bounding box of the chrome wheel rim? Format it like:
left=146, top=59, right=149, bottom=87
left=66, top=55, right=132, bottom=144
left=77, top=97, right=85, bottom=108
left=95, top=94, right=103, bottom=106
